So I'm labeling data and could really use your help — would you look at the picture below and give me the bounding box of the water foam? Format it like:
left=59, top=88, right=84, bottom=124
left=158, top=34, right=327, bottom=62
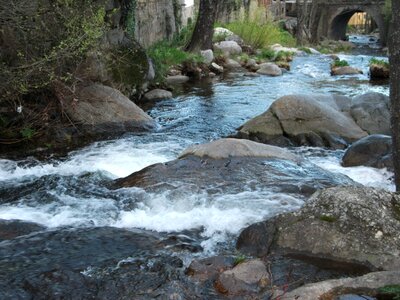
left=0, top=138, right=184, bottom=182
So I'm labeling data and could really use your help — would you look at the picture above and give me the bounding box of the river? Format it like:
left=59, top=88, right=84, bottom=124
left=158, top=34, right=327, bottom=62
left=0, top=35, right=394, bottom=298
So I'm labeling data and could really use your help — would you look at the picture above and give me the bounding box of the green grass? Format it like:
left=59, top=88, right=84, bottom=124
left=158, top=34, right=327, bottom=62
left=378, top=285, right=400, bottom=300
left=332, top=59, right=349, bottom=68
left=299, top=47, right=312, bottom=54
left=275, top=50, right=294, bottom=62
left=319, top=215, right=337, bottom=222
left=234, top=254, right=247, bottom=266
left=370, top=57, right=389, bottom=68
left=257, top=49, right=276, bottom=60
left=147, top=42, right=203, bottom=81
left=221, top=16, right=296, bottom=49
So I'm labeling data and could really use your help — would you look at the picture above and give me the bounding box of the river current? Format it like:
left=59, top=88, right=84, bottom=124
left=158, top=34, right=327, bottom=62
left=0, top=36, right=393, bottom=258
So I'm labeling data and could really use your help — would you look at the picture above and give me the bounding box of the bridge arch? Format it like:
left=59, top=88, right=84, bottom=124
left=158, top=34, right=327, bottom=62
left=328, top=5, right=385, bottom=43
left=308, top=1, right=387, bottom=46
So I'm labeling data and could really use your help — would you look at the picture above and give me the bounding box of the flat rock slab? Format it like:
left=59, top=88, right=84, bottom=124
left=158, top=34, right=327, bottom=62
left=114, top=155, right=355, bottom=197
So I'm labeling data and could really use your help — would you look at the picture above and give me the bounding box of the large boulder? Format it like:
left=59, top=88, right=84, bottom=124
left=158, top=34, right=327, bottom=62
left=350, top=92, right=391, bottom=135
left=342, top=135, right=393, bottom=170
left=214, top=41, right=242, bottom=56
left=257, top=63, right=282, bottom=76
left=237, top=94, right=367, bottom=149
left=114, top=138, right=355, bottom=196
left=64, top=83, right=155, bottom=133
left=370, top=63, right=389, bottom=81
left=275, top=271, right=400, bottom=300
left=237, top=187, right=400, bottom=271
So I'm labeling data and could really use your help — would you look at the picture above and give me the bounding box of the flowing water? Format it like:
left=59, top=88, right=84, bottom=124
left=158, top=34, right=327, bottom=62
left=0, top=35, right=393, bottom=297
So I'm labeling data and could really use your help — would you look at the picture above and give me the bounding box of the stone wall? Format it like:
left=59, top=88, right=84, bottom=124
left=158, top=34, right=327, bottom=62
left=134, top=0, right=179, bottom=48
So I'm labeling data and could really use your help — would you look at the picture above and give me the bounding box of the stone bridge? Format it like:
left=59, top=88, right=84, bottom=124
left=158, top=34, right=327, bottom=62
left=303, top=0, right=388, bottom=44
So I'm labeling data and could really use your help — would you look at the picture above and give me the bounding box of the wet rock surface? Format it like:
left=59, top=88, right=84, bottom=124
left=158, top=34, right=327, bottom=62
left=0, top=219, right=45, bottom=241
left=237, top=187, right=400, bottom=271
left=237, top=94, right=368, bottom=149
left=0, top=226, right=199, bottom=299
left=342, top=135, right=393, bottom=170
left=276, top=271, right=400, bottom=300
left=114, top=155, right=356, bottom=197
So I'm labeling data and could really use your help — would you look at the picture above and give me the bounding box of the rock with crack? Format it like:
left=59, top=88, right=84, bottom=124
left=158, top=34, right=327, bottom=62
left=237, top=187, right=400, bottom=271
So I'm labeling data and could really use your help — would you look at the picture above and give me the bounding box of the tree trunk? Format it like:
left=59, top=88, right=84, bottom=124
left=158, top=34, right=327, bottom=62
left=185, top=0, right=217, bottom=52
left=389, top=0, right=400, bottom=191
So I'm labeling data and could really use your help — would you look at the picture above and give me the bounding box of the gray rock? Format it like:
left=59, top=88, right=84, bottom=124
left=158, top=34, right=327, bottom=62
left=210, top=62, right=224, bottom=74
left=179, top=138, right=300, bottom=161
left=350, top=92, right=391, bottom=135
left=225, top=34, right=243, bottom=45
left=331, top=66, right=363, bottom=76
left=245, top=58, right=259, bottom=71
left=237, top=187, right=400, bottom=271
left=244, top=72, right=260, bottom=77
left=186, top=256, right=235, bottom=282
left=216, top=260, right=269, bottom=295
left=64, top=84, right=155, bottom=132
left=237, top=94, right=367, bottom=149
left=143, top=89, right=172, bottom=101
left=257, top=63, right=282, bottom=76
left=166, top=75, right=190, bottom=84
left=200, top=49, right=214, bottom=65
left=275, top=271, right=400, bottom=300
left=214, top=41, right=242, bottom=56
left=342, top=135, right=393, bottom=170
left=224, top=58, right=242, bottom=69
left=214, top=27, right=234, bottom=37
left=114, top=155, right=355, bottom=197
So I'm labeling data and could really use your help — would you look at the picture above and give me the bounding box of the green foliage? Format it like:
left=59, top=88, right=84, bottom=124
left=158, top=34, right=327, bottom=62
left=378, top=285, right=400, bottom=300
left=0, top=0, right=108, bottom=104
left=126, top=0, right=138, bottom=38
left=234, top=254, right=247, bottom=266
left=257, top=49, right=276, bottom=60
left=319, top=215, right=337, bottom=222
left=299, top=47, right=312, bottom=54
left=20, top=127, right=36, bottom=139
left=222, top=9, right=296, bottom=49
left=148, top=41, right=203, bottom=81
left=275, top=51, right=294, bottom=62
left=370, top=57, right=389, bottom=68
left=383, top=0, right=392, bottom=23
left=332, top=59, right=349, bottom=68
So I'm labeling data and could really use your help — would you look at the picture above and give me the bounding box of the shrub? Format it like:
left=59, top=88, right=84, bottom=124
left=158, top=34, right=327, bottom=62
left=332, top=59, right=350, bottom=68
left=222, top=10, right=296, bottom=49
left=147, top=41, right=203, bottom=81
left=257, top=49, right=276, bottom=60
left=370, top=57, right=389, bottom=68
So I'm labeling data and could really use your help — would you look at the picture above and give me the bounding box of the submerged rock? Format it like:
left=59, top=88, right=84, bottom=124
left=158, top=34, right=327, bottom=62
left=115, top=139, right=355, bottom=196
left=237, top=187, right=400, bottom=271
left=64, top=83, right=156, bottom=134
left=342, top=135, right=393, bottom=170
left=237, top=94, right=367, bottom=149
